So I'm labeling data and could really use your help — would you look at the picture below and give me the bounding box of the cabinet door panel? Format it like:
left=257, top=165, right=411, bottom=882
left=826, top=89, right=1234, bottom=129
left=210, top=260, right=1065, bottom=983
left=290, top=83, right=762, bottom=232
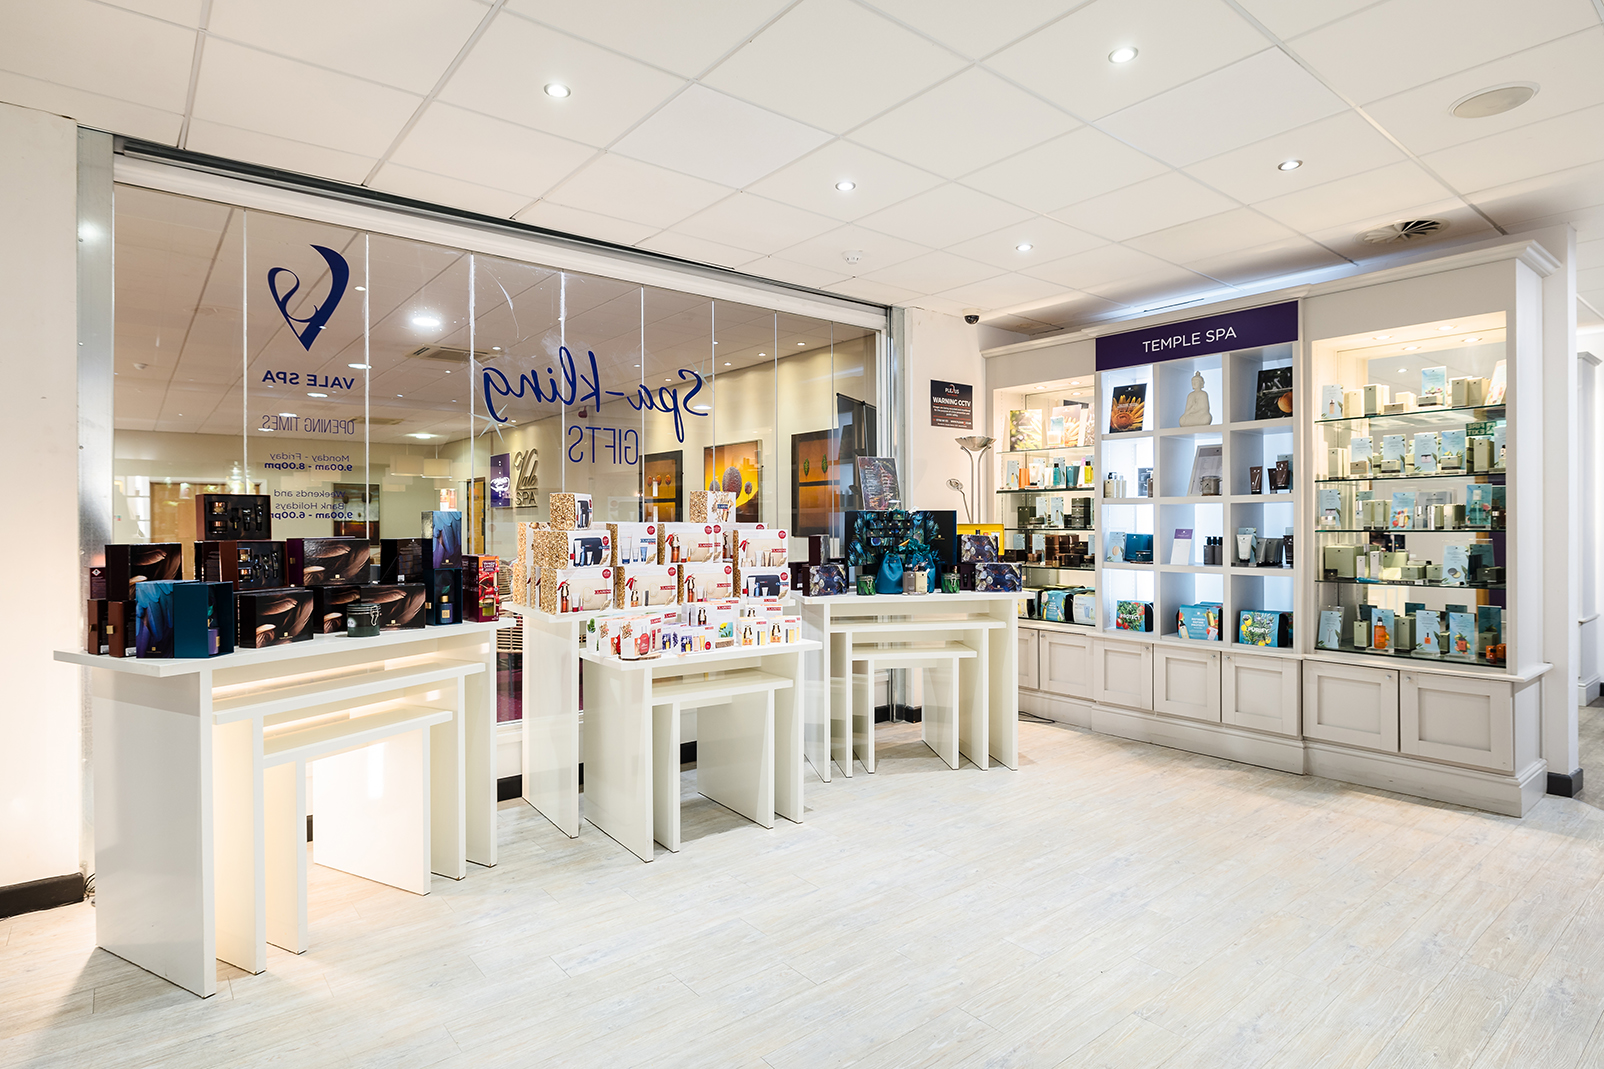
left=1040, top=631, right=1093, bottom=699
left=1094, top=640, right=1152, bottom=711
left=1222, top=654, right=1300, bottom=736
left=1303, top=661, right=1399, bottom=752
left=1018, top=627, right=1039, bottom=691
left=1402, top=672, right=1513, bottom=771
left=1153, top=645, right=1221, bottom=723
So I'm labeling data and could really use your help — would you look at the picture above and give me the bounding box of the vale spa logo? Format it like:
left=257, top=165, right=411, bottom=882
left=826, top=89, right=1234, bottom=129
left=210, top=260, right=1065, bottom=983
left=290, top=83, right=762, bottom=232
left=267, top=244, right=350, bottom=351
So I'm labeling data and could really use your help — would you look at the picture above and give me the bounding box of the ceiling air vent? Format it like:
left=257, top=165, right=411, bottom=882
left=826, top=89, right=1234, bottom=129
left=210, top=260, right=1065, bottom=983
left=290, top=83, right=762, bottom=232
left=356, top=416, right=406, bottom=426
left=1360, top=219, right=1445, bottom=244
left=407, top=345, right=474, bottom=364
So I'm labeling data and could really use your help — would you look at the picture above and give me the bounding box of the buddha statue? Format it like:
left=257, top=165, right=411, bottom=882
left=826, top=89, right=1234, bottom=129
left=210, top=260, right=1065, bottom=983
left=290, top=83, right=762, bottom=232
left=1178, top=371, right=1213, bottom=427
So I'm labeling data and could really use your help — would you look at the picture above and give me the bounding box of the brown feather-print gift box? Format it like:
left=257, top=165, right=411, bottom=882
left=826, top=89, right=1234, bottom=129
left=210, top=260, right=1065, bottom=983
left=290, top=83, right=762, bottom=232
left=234, top=589, right=316, bottom=647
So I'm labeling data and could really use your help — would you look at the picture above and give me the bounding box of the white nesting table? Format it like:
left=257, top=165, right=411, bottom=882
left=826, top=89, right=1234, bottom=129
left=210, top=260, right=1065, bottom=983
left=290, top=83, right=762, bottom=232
left=578, top=640, right=818, bottom=862
left=56, top=621, right=507, bottom=997
left=795, top=591, right=1020, bottom=778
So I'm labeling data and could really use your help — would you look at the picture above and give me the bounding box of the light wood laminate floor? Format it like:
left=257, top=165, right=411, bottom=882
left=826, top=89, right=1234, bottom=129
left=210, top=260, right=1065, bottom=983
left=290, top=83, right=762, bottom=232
left=5, top=719, right=1604, bottom=1069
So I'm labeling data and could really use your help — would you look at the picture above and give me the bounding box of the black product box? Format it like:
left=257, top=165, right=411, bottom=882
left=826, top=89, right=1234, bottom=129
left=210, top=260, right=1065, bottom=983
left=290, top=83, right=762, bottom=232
left=196, top=539, right=286, bottom=590
left=104, top=543, right=183, bottom=601
left=789, top=561, right=848, bottom=596
left=957, top=562, right=976, bottom=591
left=87, top=598, right=133, bottom=657
left=367, top=583, right=426, bottom=630
left=803, top=535, right=827, bottom=566
left=425, top=567, right=462, bottom=626
left=195, top=493, right=272, bottom=541
left=235, top=588, right=316, bottom=648
left=89, top=566, right=107, bottom=599
left=173, top=581, right=236, bottom=657
left=423, top=511, right=462, bottom=569
left=286, top=537, right=372, bottom=585
left=312, top=584, right=365, bottom=634
left=380, top=538, right=428, bottom=583
left=134, top=580, right=188, bottom=658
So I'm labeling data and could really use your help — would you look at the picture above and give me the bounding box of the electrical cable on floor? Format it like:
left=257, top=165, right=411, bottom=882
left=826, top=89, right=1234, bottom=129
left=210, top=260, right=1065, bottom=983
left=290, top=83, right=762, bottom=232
left=1019, top=711, right=1054, bottom=724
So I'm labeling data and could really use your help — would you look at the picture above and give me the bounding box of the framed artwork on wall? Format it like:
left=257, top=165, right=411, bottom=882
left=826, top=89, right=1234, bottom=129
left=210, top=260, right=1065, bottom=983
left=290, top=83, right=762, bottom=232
left=704, top=441, right=761, bottom=524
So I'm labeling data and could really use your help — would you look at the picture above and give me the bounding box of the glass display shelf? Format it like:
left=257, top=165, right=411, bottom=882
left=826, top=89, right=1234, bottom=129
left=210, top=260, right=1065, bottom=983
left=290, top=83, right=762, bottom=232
left=995, top=486, right=1097, bottom=494
left=1021, top=564, right=1095, bottom=574
left=996, top=445, right=1094, bottom=456
left=1313, top=527, right=1506, bottom=535
left=1005, top=525, right=1097, bottom=533
left=1316, top=576, right=1505, bottom=590
left=1315, top=472, right=1504, bottom=484
left=1316, top=403, right=1504, bottom=428
left=1314, top=645, right=1506, bottom=669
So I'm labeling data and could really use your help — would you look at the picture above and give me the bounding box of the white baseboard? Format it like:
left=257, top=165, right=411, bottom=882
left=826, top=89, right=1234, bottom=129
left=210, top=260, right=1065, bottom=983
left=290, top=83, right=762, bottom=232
left=1581, top=675, right=1602, bottom=706
left=497, top=720, right=522, bottom=779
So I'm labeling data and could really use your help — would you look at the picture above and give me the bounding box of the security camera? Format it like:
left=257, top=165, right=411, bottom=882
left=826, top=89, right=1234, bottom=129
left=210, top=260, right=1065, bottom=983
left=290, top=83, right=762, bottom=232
left=964, top=314, right=980, bottom=325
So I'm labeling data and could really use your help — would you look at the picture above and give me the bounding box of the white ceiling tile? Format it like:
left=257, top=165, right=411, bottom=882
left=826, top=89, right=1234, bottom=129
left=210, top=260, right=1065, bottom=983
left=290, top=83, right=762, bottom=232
left=862, top=0, right=1077, bottom=60
left=542, top=153, right=733, bottom=229
left=1479, top=188, right=1604, bottom=239
left=185, top=119, right=375, bottom=182
left=1577, top=238, right=1604, bottom=269
left=1051, top=172, right=1238, bottom=242
left=1420, top=102, right=1604, bottom=194
left=193, top=40, right=421, bottom=158
left=946, top=217, right=1106, bottom=271
left=701, top=0, right=966, bottom=134
left=1251, top=160, right=1456, bottom=232
left=1022, top=243, right=1177, bottom=290
left=513, top=201, right=659, bottom=246
left=1124, top=208, right=1299, bottom=264
left=636, top=230, right=760, bottom=270
left=1362, top=29, right=1604, bottom=158
left=1183, top=110, right=1406, bottom=204
left=99, top=1, right=206, bottom=24
left=370, top=162, right=532, bottom=217
left=848, top=68, right=1079, bottom=179
left=825, top=277, right=924, bottom=306
left=507, top=0, right=787, bottom=78
left=672, top=193, right=841, bottom=256
left=208, top=0, right=485, bottom=95
left=773, top=223, right=929, bottom=276
left=744, top=140, right=944, bottom=221
left=1082, top=266, right=1221, bottom=307
left=933, top=272, right=1068, bottom=312
left=610, top=85, right=832, bottom=187
left=0, top=70, right=182, bottom=143
left=1182, top=234, right=1348, bottom=286
left=1576, top=266, right=1604, bottom=293
left=856, top=183, right=1034, bottom=248
left=1231, top=0, right=1375, bottom=40
left=440, top=13, right=685, bottom=148
left=390, top=102, right=595, bottom=200
left=985, top=0, right=1267, bottom=121
left=961, top=126, right=1170, bottom=214
left=0, top=0, right=194, bottom=112
left=737, top=256, right=851, bottom=290
left=860, top=251, right=1001, bottom=293
left=1288, top=0, right=1598, bottom=104
left=1098, top=49, right=1346, bottom=168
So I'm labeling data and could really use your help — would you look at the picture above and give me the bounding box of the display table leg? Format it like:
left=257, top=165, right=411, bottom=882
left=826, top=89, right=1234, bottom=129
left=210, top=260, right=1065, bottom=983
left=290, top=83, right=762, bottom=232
left=923, top=658, right=961, bottom=770
left=523, top=614, right=581, bottom=837
left=697, top=692, right=775, bottom=829
left=583, top=663, right=654, bottom=862
left=312, top=731, right=432, bottom=895
left=831, top=630, right=853, bottom=777
left=988, top=610, right=1020, bottom=770
left=852, top=658, right=877, bottom=774
left=263, top=760, right=307, bottom=954
left=800, top=603, right=832, bottom=783
left=772, top=651, right=805, bottom=824
left=652, top=702, right=681, bottom=853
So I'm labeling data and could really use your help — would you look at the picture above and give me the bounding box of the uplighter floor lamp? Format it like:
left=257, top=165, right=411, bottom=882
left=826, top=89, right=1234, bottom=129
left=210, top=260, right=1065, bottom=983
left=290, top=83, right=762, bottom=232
left=954, top=436, right=995, bottom=524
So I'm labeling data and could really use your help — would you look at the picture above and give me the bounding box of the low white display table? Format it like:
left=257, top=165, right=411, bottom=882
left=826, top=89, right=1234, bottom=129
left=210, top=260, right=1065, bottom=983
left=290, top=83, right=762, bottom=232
left=56, top=620, right=507, bottom=997
left=577, top=640, right=818, bottom=862
left=796, top=591, right=1020, bottom=778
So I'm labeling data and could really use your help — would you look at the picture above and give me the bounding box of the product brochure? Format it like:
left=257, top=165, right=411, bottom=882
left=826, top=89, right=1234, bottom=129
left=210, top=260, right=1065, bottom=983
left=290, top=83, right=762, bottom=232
left=1319, top=488, right=1343, bottom=522
left=1320, top=385, right=1344, bottom=419
left=1390, top=491, right=1416, bottom=530
left=1447, top=612, right=1476, bottom=656
left=1438, top=429, right=1466, bottom=470
left=1004, top=459, right=1020, bottom=491
left=1420, top=366, right=1448, bottom=407
left=1105, top=531, right=1126, bottom=562
left=1412, top=432, right=1438, bottom=474
left=1008, top=410, right=1043, bottom=452
left=1486, top=360, right=1507, bottom=404
left=1254, top=366, right=1294, bottom=420
left=1187, top=444, right=1223, bottom=496
left=1381, top=435, right=1406, bottom=473
left=1351, top=436, right=1373, bottom=470
left=1170, top=528, right=1194, bottom=565
left=1442, top=544, right=1470, bottom=586
left=1415, top=610, right=1442, bottom=654
left=1317, top=608, right=1344, bottom=650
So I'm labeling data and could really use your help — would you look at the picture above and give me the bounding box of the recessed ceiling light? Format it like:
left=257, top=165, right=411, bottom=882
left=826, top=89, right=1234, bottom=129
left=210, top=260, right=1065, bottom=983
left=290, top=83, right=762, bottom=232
left=348, top=362, right=369, bottom=369
left=257, top=427, right=274, bottom=432
left=1108, top=46, right=1137, bottom=63
left=1451, top=83, right=1537, bottom=119
left=1015, top=242, right=1033, bottom=252
left=634, top=363, right=640, bottom=367
left=1278, top=159, right=1303, bottom=171
left=1438, top=324, right=1454, bottom=331
left=1374, top=334, right=1391, bottom=340
left=354, top=286, right=366, bottom=292
left=724, top=362, right=732, bottom=366
left=491, top=346, right=502, bottom=351
left=308, top=392, right=327, bottom=398
left=835, top=180, right=855, bottom=191
left=797, top=342, right=805, bottom=346
left=1463, top=336, right=1482, bottom=343
left=412, top=314, right=441, bottom=329
left=1036, top=385, right=1046, bottom=390
left=1070, top=380, right=1081, bottom=386
left=408, top=433, right=437, bottom=440
left=544, top=83, right=571, bottom=98
left=758, top=352, right=766, bottom=357
left=1403, top=345, right=1419, bottom=351
left=1398, top=367, right=1408, bottom=373
left=397, top=393, right=404, bottom=398
left=278, top=412, right=297, bottom=417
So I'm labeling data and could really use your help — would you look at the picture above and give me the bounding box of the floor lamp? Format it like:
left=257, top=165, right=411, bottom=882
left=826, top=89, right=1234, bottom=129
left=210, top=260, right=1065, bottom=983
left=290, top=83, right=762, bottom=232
left=955, top=436, right=995, bottom=524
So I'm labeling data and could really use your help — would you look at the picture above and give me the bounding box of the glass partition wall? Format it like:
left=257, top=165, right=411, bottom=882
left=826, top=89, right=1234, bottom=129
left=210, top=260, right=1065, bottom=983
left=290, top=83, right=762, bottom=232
left=111, top=185, right=881, bottom=713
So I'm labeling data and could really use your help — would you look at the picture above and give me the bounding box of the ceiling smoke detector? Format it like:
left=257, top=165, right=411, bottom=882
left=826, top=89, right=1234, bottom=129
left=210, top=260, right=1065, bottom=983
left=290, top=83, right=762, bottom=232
left=842, top=249, right=863, bottom=266
left=1451, top=83, right=1537, bottom=119
left=1360, top=219, right=1446, bottom=245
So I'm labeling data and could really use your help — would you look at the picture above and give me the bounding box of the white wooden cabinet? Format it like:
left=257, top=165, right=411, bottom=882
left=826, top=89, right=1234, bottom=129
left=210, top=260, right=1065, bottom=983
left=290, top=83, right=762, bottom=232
left=1018, top=626, right=1039, bottom=691
left=1401, top=671, right=1514, bottom=771
left=1153, top=643, right=1221, bottom=723
left=1093, top=638, right=1153, bottom=711
left=1039, top=629, right=1095, bottom=700
left=1222, top=653, right=1301, bottom=737
left=1303, top=660, right=1399, bottom=752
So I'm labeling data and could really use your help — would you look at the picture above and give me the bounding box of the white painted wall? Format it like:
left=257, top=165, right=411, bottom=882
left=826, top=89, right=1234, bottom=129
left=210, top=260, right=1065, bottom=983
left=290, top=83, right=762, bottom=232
left=1, top=102, right=82, bottom=887
left=901, top=309, right=992, bottom=519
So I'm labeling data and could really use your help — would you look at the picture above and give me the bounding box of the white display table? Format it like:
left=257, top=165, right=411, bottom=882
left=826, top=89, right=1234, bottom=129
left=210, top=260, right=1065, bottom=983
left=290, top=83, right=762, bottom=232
left=577, top=641, right=818, bottom=862
left=795, top=591, right=1020, bottom=778
left=56, top=620, right=507, bottom=997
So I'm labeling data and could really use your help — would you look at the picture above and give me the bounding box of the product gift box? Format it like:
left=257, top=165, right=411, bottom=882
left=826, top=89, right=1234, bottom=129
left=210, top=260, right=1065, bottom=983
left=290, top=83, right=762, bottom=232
left=133, top=580, right=182, bottom=658
left=790, top=562, right=848, bottom=596
left=544, top=566, right=614, bottom=614
left=618, top=563, right=681, bottom=608
left=286, top=537, right=372, bottom=585
left=172, top=581, right=237, bottom=657
left=663, top=523, right=725, bottom=564
left=565, top=531, right=612, bottom=567
left=196, top=539, right=286, bottom=590
left=607, top=522, right=660, bottom=566
left=366, top=583, right=426, bottom=631
left=676, top=562, right=731, bottom=604
left=1177, top=602, right=1222, bottom=642
left=461, top=555, right=500, bottom=622
left=312, top=585, right=365, bottom=634
left=1115, top=600, right=1154, bottom=632
left=1041, top=589, right=1072, bottom=623
left=104, top=542, right=183, bottom=601
left=422, top=511, right=462, bottom=569
left=195, top=493, right=271, bottom=541
left=235, top=588, right=316, bottom=647
left=959, top=532, right=1000, bottom=563
left=735, top=530, right=789, bottom=569
left=425, top=567, right=462, bottom=625
left=86, top=598, right=133, bottom=657
left=1072, top=592, right=1097, bottom=626
left=974, top=561, right=1022, bottom=593
left=380, top=538, right=428, bottom=583
left=548, top=493, right=593, bottom=531
left=740, top=568, right=791, bottom=599
left=687, top=490, right=736, bottom=524
left=1238, top=609, right=1294, bottom=647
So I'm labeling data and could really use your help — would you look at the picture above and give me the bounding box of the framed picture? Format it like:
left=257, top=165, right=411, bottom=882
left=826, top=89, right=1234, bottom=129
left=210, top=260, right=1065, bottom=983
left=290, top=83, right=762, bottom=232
left=855, top=456, right=901, bottom=511
left=1254, top=366, right=1294, bottom=420
left=704, top=441, right=761, bottom=524
left=643, top=450, right=682, bottom=523
left=791, top=429, right=837, bottom=536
